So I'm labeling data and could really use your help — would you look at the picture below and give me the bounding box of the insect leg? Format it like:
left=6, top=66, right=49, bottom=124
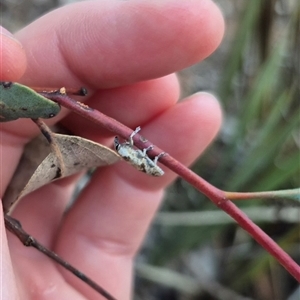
left=129, top=126, right=141, bottom=145
left=142, top=145, right=154, bottom=156
left=153, top=152, right=166, bottom=164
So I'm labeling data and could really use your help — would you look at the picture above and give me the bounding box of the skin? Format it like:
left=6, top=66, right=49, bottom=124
left=0, top=0, right=224, bottom=299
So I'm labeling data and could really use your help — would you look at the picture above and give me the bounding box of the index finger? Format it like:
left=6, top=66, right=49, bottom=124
left=16, top=0, right=224, bottom=89
left=0, top=27, right=27, bottom=81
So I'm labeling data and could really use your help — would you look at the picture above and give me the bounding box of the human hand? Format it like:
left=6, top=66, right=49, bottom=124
left=0, top=0, right=224, bottom=299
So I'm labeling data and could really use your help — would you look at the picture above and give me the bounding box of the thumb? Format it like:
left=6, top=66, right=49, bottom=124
left=0, top=26, right=27, bottom=81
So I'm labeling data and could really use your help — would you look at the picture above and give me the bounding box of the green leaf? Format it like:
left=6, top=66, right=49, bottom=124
left=0, top=82, right=60, bottom=122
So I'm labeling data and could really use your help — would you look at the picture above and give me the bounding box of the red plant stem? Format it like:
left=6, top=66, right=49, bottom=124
left=42, top=93, right=300, bottom=282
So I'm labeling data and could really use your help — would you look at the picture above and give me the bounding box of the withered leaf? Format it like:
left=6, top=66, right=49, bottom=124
left=3, top=133, right=120, bottom=212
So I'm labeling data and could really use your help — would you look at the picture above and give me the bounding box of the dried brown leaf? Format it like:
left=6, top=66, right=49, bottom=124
left=3, top=134, right=120, bottom=212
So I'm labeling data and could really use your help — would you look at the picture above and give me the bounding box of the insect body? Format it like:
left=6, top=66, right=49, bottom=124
left=114, top=127, right=165, bottom=176
left=0, top=82, right=61, bottom=122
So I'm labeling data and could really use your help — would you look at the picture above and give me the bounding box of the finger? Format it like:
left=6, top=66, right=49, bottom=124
left=0, top=27, right=27, bottom=193
left=0, top=75, right=179, bottom=202
left=0, top=26, right=26, bottom=294
left=5, top=75, right=180, bottom=299
left=5, top=74, right=181, bottom=299
left=0, top=27, right=27, bottom=80
left=6, top=74, right=180, bottom=275
left=61, top=74, right=180, bottom=141
left=6, top=177, right=87, bottom=299
left=112, top=93, right=223, bottom=189
left=16, top=0, right=224, bottom=88
left=54, top=93, right=222, bottom=299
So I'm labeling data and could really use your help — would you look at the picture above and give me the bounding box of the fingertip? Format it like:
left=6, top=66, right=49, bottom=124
left=0, top=27, right=27, bottom=81
left=157, top=91, right=223, bottom=164
left=201, top=0, right=225, bottom=57
left=109, top=91, right=223, bottom=190
left=189, top=91, right=223, bottom=135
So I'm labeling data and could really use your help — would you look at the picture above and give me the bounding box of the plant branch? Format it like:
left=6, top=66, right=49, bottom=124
left=4, top=214, right=117, bottom=300
left=41, top=92, right=300, bottom=282
left=225, top=188, right=300, bottom=202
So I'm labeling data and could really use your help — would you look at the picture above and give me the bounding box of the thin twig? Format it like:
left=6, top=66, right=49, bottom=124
left=31, top=118, right=66, bottom=177
left=4, top=214, right=117, bottom=300
left=41, top=92, right=300, bottom=282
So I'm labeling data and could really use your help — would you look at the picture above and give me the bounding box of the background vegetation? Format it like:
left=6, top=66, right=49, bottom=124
left=1, top=1, right=299, bottom=299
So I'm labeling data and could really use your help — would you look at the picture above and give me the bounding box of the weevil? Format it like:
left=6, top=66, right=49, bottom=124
left=0, top=82, right=61, bottom=122
left=114, top=126, right=165, bottom=176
